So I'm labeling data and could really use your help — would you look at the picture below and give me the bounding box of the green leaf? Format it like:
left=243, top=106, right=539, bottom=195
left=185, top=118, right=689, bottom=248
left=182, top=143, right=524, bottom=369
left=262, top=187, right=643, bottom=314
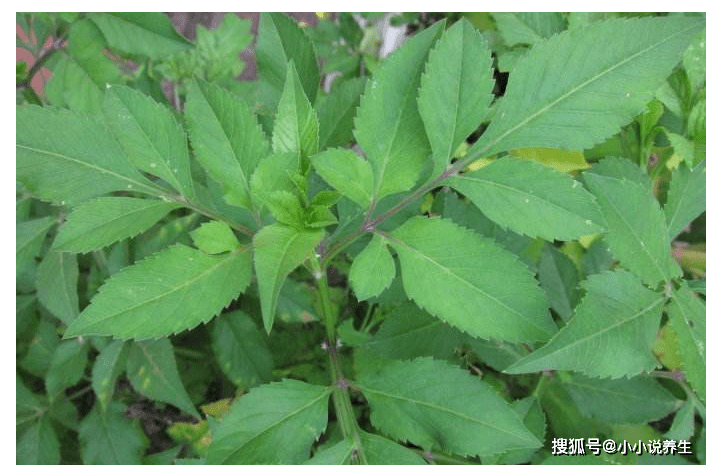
left=389, top=216, right=555, bottom=343
left=349, top=235, right=395, bottom=301
left=17, top=106, right=157, bottom=205
left=253, top=224, right=324, bottom=333
left=356, top=358, right=541, bottom=457
left=492, top=12, right=566, bottom=46
left=505, top=270, right=664, bottom=378
left=564, top=374, right=679, bottom=424
left=65, top=244, right=252, bottom=340
left=44, top=53, right=105, bottom=115
left=207, top=379, right=331, bottom=465
left=127, top=339, right=200, bottom=418
left=190, top=221, right=239, bottom=254
left=311, top=148, right=373, bottom=209
left=45, top=339, right=89, bottom=401
left=584, top=166, right=681, bottom=286
left=211, top=311, right=273, bottom=388
left=354, top=21, right=444, bottom=199
left=20, top=316, right=60, bottom=378
left=447, top=156, right=605, bottom=241
left=683, top=28, right=706, bottom=92
left=89, top=12, right=191, bottom=59
left=79, top=402, right=146, bottom=465
left=250, top=151, right=301, bottom=209
left=666, top=285, right=706, bottom=402
left=469, top=16, right=705, bottom=158
left=17, top=417, right=60, bottom=465
left=91, top=340, right=126, bottom=410
left=317, top=77, right=366, bottom=149
left=417, top=19, right=494, bottom=177
left=538, top=245, right=580, bottom=321
left=17, top=376, right=46, bottom=429
left=357, top=432, right=428, bottom=465
left=17, top=216, right=54, bottom=273
left=256, top=12, right=320, bottom=108
left=261, top=190, right=306, bottom=228
left=271, top=61, right=319, bottom=168
left=304, top=440, right=354, bottom=465
left=54, top=197, right=180, bottom=253
left=186, top=79, right=270, bottom=209
left=664, top=161, right=706, bottom=238
left=103, top=85, right=194, bottom=199
left=36, top=251, right=79, bottom=324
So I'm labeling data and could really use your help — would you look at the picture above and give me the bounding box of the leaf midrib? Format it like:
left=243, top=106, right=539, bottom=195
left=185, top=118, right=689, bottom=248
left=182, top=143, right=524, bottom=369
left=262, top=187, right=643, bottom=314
left=133, top=342, right=195, bottom=415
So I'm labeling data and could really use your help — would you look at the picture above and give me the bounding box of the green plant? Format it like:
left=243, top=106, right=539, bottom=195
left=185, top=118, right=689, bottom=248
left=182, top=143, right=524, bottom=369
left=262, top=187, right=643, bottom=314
left=16, top=12, right=706, bottom=465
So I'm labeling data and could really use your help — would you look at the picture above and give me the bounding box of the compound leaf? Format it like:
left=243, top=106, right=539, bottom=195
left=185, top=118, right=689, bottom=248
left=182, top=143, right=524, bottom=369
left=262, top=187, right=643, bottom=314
left=54, top=197, right=181, bottom=253
left=271, top=61, right=319, bottom=166
left=664, top=161, right=707, bottom=238
left=89, top=12, right=191, bottom=59
left=584, top=166, right=681, bottom=286
left=17, top=106, right=157, bottom=205
left=448, top=156, right=605, bottom=241
left=65, top=244, right=252, bottom=340
left=349, top=234, right=395, bottom=301
left=79, top=402, right=146, bottom=465
left=469, top=16, right=705, bottom=158
left=253, top=224, right=324, bottom=333
left=311, top=148, right=373, bottom=209
left=389, top=216, right=555, bottom=343
left=256, top=12, right=319, bottom=108
left=506, top=270, right=664, bottom=378
left=127, top=339, right=200, bottom=418
left=103, top=85, right=194, bottom=199
left=418, top=19, right=494, bottom=177
left=207, top=379, right=330, bottom=465
left=564, top=374, right=679, bottom=424
left=211, top=311, right=273, bottom=388
left=356, top=358, right=541, bottom=457
left=666, top=285, right=706, bottom=402
left=354, top=21, right=444, bottom=200
left=186, top=79, right=269, bottom=209
left=36, top=251, right=79, bottom=324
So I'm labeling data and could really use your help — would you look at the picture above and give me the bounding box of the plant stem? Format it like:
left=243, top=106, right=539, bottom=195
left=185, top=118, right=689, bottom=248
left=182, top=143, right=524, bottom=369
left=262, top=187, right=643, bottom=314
left=17, top=37, right=66, bottom=90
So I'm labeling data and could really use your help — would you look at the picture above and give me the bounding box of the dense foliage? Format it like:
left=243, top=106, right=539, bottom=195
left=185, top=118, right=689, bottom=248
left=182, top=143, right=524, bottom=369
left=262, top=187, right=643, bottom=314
left=16, top=12, right=706, bottom=465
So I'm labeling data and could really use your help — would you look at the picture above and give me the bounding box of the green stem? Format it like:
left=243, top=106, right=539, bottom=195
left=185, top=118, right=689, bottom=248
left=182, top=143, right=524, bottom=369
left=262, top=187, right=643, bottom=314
left=418, top=450, right=480, bottom=464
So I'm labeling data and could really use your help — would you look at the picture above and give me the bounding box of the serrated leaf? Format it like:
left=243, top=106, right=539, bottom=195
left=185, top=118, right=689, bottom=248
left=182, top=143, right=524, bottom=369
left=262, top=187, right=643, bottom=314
left=256, top=12, right=320, bottom=108
left=271, top=61, right=319, bottom=168
left=190, top=221, right=239, bottom=254
left=489, top=397, right=547, bottom=465
left=584, top=167, right=681, bottom=286
left=666, top=397, right=696, bottom=441
left=17, top=376, right=45, bottom=429
left=127, top=339, right=200, bottom=418
left=54, top=197, right=180, bottom=253
left=418, top=19, right=494, bottom=177
left=538, top=245, right=580, bottom=321
left=349, top=235, right=395, bottom=300
left=261, top=190, right=306, bottom=228
left=36, top=251, right=79, bottom=324
left=311, top=148, right=373, bottom=209
left=79, top=402, right=146, bottom=465
left=666, top=285, right=706, bottom=402
left=354, top=22, right=444, bottom=199
left=447, top=156, right=605, bottom=241
left=17, top=216, right=54, bottom=273
left=505, top=270, right=664, bottom=378
left=357, top=432, right=428, bottom=465
left=89, top=12, right=191, bottom=59
left=103, top=85, right=194, bottom=199
left=65, top=244, right=252, bottom=340
left=469, top=16, right=705, bottom=158
left=356, top=358, right=541, bottom=457
left=17, top=417, right=60, bottom=465
left=207, top=379, right=331, bottom=465
left=304, top=440, right=354, bottom=465
left=20, top=316, right=60, bottom=378
left=185, top=79, right=269, bottom=209
left=389, top=216, right=555, bottom=343
left=45, top=339, right=89, bottom=401
left=91, top=340, right=126, bottom=410
left=565, top=374, right=679, bottom=424
left=250, top=151, right=300, bottom=209
left=44, top=53, right=105, bottom=115
left=211, top=311, right=273, bottom=388
left=317, top=77, right=366, bottom=149
left=664, top=161, right=707, bottom=238
left=492, top=12, right=566, bottom=46
left=17, top=106, right=158, bottom=205
left=253, top=224, right=324, bottom=333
